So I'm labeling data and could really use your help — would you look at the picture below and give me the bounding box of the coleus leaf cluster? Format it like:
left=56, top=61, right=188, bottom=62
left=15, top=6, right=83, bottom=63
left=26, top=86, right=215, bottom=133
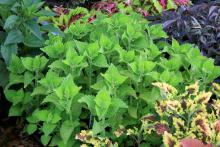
left=137, top=82, right=220, bottom=146
left=4, top=11, right=220, bottom=146
left=110, top=82, right=220, bottom=146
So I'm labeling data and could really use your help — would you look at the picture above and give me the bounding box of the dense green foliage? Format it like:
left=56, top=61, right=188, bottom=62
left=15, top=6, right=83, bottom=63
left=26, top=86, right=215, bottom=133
left=4, top=11, right=220, bottom=146
left=0, top=0, right=62, bottom=87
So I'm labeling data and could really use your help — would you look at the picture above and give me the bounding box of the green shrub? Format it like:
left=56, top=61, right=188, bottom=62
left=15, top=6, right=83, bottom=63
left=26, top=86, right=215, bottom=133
left=0, top=0, right=61, bottom=86
left=4, top=11, right=220, bottom=146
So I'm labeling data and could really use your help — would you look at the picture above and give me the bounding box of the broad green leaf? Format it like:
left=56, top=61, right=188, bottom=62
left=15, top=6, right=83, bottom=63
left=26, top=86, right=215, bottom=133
left=24, top=71, right=34, bottom=88
left=21, top=56, right=48, bottom=71
left=92, top=119, right=108, bottom=135
left=55, top=75, right=81, bottom=99
left=128, top=106, right=137, bottom=118
left=130, top=60, right=156, bottom=75
left=41, top=41, right=65, bottom=58
left=92, top=54, right=108, bottom=67
left=26, top=124, right=37, bottom=135
left=107, top=98, right=128, bottom=117
left=60, top=120, right=79, bottom=145
left=31, top=86, right=47, bottom=96
left=78, top=95, right=96, bottom=114
left=39, top=71, right=62, bottom=91
left=102, top=64, right=127, bottom=86
left=118, top=49, right=135, bottom=63
left=41, top=134, right=51, bottom=146
left=42, top=94, right=63, bottom=111
left=24, top=20, right=43, bottom=40
left=99, top=34, right=112, bottom=50
left=33, top=109, right=49, bottom=122
left=118, top=85, right=137, bottom=98
left=0, top=0, right=16, bottom=5
left=1, top=44, right=18, bottom=65
left=149, top=24, right=168, bottom=39
left=160, top=70, right=170, bottom=82
left=4, top=30, right=23, bottom=45
left=7, top=73, right=23, bottom=88
left=42, top=122, right=56, bottom=136
left=4, top=15, right=19, bottom=29
left=63, top=49, right=84, bottom=67
left=49, top=60, right=69, bottom=74
left=51, top=113, right=62, bottom=124
left=8, top=104, right=22, bottom=116
left=95, top=89, right=111, bottom=119
left=27, top=115, right=38, bottom=123
left=87, top=41, right=99, bottom=58
left=202, top=59, right=214, bottom=73
left=91, top=79, right=106, bottom=90
left=126, top=24, right=135, bottom=36
left=23, top=32, right=44, bottom=47
left=8, top=55, right=25, bottom=74
left=4, top=89, right=24, bottom=105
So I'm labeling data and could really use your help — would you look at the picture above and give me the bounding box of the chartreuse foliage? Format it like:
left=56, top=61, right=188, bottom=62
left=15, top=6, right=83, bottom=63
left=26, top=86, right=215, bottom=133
left=4, top=11, right=220, bottom=146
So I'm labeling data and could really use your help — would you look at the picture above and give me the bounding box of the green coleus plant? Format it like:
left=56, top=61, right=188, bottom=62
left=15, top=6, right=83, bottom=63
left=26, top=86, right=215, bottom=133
left=4, top=11, right=220, bottom=146
left=122, top=82, right=220, bottom=146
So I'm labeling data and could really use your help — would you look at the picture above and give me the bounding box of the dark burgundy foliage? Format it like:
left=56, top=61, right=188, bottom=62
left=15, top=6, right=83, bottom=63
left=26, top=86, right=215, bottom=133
left=150, top=2, right=220, bottom=64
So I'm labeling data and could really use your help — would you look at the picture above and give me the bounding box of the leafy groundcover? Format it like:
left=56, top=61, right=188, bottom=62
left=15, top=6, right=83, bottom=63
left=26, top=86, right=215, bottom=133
left=4, top=10, right=220, bottom=146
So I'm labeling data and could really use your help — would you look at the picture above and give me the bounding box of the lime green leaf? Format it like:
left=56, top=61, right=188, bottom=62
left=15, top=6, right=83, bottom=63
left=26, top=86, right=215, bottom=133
left=78, top=95, right=96, bottom=114
left=41, top=134, right=51, bottom=146
left=149, top=24, right=168, bottom=39
left=102, top=64, right=127, bottom=86
left=24, top=71, right=34, bottom=88
left=99, top=34, right=112, bottom=50
left=60, top=120, right=79, bottom=145
left=55, top=75, right=81, bottom=99
left=42, top=122, right=56, bottom=136
left=92, top=54, right=108, bottom=67
left=33, top=109, right=49, bottom=122
left=8, top=55, right=25, bottom=74
left=39, top=71, right=62, bottom=90
left=95, top=89, right=111, bottom=119
left=87, top=41, right=99, bottom=58
left=41, top=40, right=65, bottom=58
left=26, top=124, right=37, bottom=135
left=21, top=56, right=48, bottom=71
left=31, top=86, right=47, bottom=96
left=4, top=89, right=24, bottom=105
left=63, top=49, right=84, bottom=67
left=8, top=104, right=22, bottom=116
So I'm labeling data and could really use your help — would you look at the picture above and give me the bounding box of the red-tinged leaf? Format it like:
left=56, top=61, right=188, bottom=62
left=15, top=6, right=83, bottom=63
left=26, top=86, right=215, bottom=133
left=180, top=138, right=213, bottom=147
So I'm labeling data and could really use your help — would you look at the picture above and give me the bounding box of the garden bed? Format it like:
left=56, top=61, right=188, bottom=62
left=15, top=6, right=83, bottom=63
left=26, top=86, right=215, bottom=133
left=0, top=0, right=219, bottom=146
